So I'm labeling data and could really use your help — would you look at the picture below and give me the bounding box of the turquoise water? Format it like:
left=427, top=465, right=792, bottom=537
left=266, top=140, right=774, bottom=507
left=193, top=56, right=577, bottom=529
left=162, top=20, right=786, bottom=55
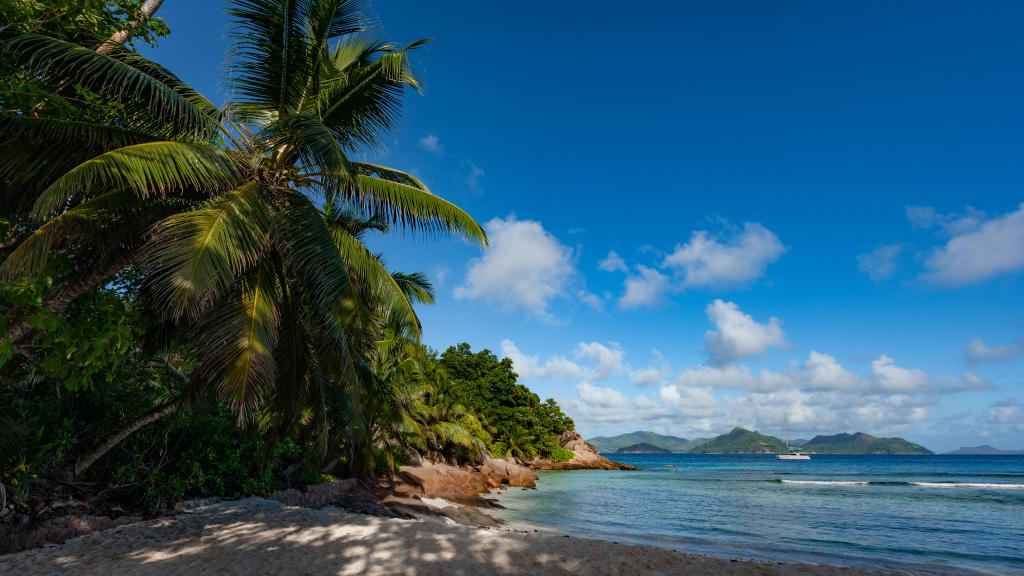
left=490, top=454, right=1024, bottom=575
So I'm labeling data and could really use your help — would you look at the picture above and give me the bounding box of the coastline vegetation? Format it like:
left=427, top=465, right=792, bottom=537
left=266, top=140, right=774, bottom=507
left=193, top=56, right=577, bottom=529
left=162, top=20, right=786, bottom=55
left=0, top=0, right=573, bottom=525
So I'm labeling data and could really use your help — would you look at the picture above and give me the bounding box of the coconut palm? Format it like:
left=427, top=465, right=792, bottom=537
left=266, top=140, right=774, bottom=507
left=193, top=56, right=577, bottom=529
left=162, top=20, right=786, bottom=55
left=0, top=0, right=486, bottom=432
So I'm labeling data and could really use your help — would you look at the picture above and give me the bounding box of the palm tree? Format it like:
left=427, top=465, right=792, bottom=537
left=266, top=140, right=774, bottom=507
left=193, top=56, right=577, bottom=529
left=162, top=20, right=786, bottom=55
left=1, top=0, right=485, bottom=466
left=496, top=425, right=536, bottom=463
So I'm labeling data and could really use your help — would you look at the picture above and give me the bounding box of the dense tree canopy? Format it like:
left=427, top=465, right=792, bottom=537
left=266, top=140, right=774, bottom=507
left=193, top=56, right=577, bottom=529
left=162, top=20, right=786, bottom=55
left=0, top=1, right=578, bottom=528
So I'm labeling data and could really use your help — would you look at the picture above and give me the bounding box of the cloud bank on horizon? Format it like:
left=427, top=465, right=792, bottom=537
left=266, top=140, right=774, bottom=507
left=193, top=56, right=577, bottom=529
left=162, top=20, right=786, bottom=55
left=446, top=202, right=1024, bottom=450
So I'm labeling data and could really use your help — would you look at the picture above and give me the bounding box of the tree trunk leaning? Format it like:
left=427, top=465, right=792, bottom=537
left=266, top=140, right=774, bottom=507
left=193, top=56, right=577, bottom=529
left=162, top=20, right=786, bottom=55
left=96, top=0, right=167, bottom=55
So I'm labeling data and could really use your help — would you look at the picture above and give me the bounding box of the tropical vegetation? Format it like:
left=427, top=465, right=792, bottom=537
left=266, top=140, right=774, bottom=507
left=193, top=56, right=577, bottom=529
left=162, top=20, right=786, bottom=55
left=0, top=0, right=574, bottom=525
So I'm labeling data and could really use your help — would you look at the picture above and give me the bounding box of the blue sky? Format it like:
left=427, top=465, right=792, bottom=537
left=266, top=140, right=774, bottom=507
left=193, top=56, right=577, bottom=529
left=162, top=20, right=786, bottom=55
left=143, top=1, right=1024, bottom=451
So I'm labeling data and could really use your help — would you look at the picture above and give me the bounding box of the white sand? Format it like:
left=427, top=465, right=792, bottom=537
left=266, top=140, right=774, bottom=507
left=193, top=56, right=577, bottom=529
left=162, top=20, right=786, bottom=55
left=0, top=498, right=893, bottom=575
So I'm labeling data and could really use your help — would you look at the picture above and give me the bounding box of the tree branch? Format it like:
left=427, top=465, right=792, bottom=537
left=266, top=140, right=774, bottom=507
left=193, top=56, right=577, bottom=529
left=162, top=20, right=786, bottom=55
left=96, top=0, right=167, bottom=55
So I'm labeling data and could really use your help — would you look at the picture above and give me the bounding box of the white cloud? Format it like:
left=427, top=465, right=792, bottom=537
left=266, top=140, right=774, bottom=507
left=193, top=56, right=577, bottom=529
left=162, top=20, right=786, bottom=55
left=454, top=216, right=577, bottom=321
left=704, top=300, right=785, bottom=364
left=921, top=203, right=1024, bottom=286
left=663, top=222, right=785, bottom=288
left=906, top=205, right=985, bottom=236
left=965, top=337, right=1024, bottom=364
left=802, top=351, right=861, bottom=391
left=465, top=161, right=485, bottom=191
left=871, top=355, right=928, bottom=392
left=500, top=339, right=585, bottom=380
left=658, top=384, right=717, bottom=418
left=675, top=364, right=793, bottom=393
left=630, top=366, right=670, bottom=387
left=598, top=250, right=628, bottom=273
left=418, top=133, right=443, bottom=154
left=857, top=244, right=902, bottom=281
left=577, top=290, right=604, bottom=311
left=577, top=382, right=629, bottom=409
left=618, top=265, right=670, bottom=309
left=500, top=340, right=625, bottom=382
left=575, top=342, right=626, bottom=380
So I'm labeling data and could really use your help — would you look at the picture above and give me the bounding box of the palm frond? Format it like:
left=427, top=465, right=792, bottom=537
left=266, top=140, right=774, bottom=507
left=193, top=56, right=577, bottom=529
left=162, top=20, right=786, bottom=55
left=391, top=272, right=435, bottom=305
left=193, top=266, right=281, bottom=422
left=32, top=141, right=243, bottom=219
left=144, top=182, right=272, bottom=319
left=329, top=225, right=422, bottom=337
left=349, top=173, right=486, bottom=244
left=226, top=0, right=313, bottom=115
left=1, top=189, right=168, bottom=280
left=261, top=113, right=354, bottom=189
left=316, top=39, right=425, bottom=148
left=2, top=34, right=220, bottom=137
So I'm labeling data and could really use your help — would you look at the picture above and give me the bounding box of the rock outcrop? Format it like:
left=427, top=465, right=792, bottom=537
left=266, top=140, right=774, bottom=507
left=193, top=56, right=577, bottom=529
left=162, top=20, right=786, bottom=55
left=396, top=457, right=537, bottom=503
left=532, top=430, right=638, bottom=470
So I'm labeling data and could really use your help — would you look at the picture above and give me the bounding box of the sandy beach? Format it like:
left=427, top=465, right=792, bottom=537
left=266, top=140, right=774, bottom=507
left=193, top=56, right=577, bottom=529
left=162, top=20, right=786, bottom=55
left=0, top=498, right=895, bottom=576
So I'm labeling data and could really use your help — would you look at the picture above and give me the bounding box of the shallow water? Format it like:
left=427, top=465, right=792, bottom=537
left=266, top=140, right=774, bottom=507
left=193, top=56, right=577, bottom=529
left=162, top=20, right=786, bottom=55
left=490, top=454, right=1024, bottom=575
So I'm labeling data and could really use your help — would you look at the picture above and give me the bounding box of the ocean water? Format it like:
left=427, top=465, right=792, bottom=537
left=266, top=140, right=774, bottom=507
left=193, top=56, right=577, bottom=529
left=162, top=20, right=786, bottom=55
left=489, top=454, right=1024, bottom=575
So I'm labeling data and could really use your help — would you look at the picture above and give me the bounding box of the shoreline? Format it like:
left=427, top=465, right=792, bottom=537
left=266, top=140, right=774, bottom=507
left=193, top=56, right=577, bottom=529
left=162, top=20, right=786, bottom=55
left=0, top=497, right=900, bottom=575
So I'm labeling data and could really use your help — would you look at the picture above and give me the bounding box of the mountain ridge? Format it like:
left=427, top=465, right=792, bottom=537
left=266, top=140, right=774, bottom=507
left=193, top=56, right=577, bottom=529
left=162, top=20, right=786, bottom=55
left=590, top=429, right=934, bottom=454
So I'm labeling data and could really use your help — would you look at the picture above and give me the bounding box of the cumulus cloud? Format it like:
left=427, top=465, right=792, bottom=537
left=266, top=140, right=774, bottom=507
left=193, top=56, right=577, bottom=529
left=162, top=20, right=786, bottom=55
left=675, top=364, right=793, bottom=393
left=465, top=161, right=485, bottom=191
left=575, top=342, right=626, bottom=380
left=871, top=355, right=929, bottom=392
left=598, top=251, right=628, bottom=273
left=857, top=244, right=902, bottom=281
left=802, top=351, right=861, bottom=391
left=965, top=337, right=1024, bottom=364
left=500, top=340, right=624, bottom=382
left=418, top=133, right=443, bottom=154
left=618, top=265, right=671, bottom=309
left=630, top=366, right=671, bottom=387
left=920, top=203, right=1024, bottom=286
left=500, top=340, right=585, bottom=380
left=454, top=216, right=577, bottom=321
left=987, top=399, right=1023, bottom=432
left=663, top=222, right=785, bottom=288
left=577, top=382, right=629, bottom=409
left=704, top=300, right=785, bottom=364
left=906, top=205, right=986, bottom=236
left=658, top=384, right=717, bottom=418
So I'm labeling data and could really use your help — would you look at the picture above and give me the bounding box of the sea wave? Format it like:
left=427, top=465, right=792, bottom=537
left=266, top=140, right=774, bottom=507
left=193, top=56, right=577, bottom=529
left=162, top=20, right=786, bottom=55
left=909, top=482, right=1024, bottom=490
left=776, top=479, right=1024, bottom=489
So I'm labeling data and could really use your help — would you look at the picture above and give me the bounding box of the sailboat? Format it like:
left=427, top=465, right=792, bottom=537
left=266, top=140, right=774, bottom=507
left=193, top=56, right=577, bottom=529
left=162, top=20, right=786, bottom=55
left=777, top=420, right=811, bottom=460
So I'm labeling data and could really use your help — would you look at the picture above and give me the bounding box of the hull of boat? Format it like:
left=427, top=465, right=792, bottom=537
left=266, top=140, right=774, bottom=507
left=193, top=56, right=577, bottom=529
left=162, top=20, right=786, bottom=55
left=777, top=454, right=811, bottom=460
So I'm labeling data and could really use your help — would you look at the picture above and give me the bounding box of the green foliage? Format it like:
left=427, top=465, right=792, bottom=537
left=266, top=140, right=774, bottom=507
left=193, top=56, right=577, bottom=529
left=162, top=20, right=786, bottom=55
left=545, top=444, right=575, bottom=463
left=801, top=432, right=933, bottom=454
left=689, top=427, right=789, bottom=454
left=0, top=0, right=575, bottom=528
left=437, top=343, right=575, bottom=461
left=0, top=1, right=169, bottom=48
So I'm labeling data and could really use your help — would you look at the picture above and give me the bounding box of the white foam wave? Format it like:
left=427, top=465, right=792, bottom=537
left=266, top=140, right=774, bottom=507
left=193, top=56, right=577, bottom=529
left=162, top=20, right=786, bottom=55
left=779, top=480, right=869, bottom=486
left=910, top=482, right=1024, bottom=490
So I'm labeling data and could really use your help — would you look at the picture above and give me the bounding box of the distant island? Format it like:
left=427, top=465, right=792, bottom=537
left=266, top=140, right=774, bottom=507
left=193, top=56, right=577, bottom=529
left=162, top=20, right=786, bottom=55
left=802, top=432, right=932, bottom=454
left=614, top=443, right=673, bottom=454
left=945, top=445, right=1024, bottom=455
left=689, top=428, right=788, bottom=454
left=590, top=428, right=934, bottom=454
left=589, top=431, right=708, bottom=452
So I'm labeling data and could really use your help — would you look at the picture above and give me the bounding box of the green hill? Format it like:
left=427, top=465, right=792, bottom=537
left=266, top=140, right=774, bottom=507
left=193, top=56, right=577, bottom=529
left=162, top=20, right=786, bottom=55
left=613, top=443, right=672, bottom=454
left=588, top=431, right=705, bottom=452
left=945, top=445, right=1024, bottom=455
left=688, top=428, right=788, bottom=454
left=802, top=432, right=932, bottom=454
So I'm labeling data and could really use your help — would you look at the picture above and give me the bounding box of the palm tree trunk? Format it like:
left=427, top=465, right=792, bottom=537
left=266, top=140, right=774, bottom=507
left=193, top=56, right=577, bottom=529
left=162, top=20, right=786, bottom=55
left=5, top=253, right=133, bottom=345
left=72, top=397, right=182, bottom=478
left=96, top=0, right=167, bottom=55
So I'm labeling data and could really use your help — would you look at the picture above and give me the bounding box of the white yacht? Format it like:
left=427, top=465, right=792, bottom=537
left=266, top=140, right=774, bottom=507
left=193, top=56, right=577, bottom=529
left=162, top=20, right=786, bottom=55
left=778, top=422, right=811, bottom=460
left=777, top=450, right=811, bottom=461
